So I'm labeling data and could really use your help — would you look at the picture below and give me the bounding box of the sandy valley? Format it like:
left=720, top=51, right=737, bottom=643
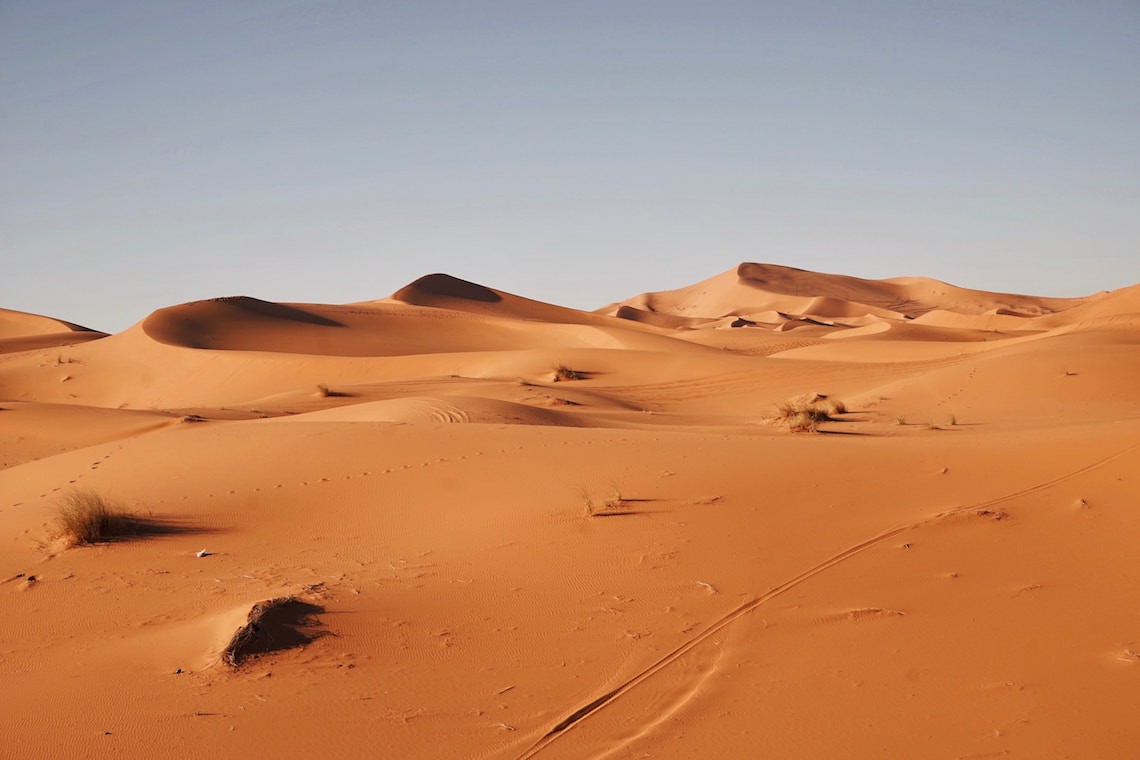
left=2, top=262, right=1137, bottom=758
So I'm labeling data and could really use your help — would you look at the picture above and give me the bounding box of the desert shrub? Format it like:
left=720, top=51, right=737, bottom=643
left=769, top=397, right=833, bottom=433
left=580, top=484, right=626, bottom=516
left=785, top=410, right=822, bottom=433
left=55, top=490, right=137, bottom=545
left=552, top=364, right=583, bottom=382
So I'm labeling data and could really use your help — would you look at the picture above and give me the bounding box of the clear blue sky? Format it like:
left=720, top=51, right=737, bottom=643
left=2, top=1, right=1138, bottom=331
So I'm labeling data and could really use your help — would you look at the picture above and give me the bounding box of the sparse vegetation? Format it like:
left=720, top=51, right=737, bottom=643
left=55, top=490, right=137, bottom=545
left=946, top=413, right=957, bottom=426
left=314, top=383, right=347, bottom=398
left=580, top=484, right=627, bottom=516
left=785, top=410, right=825, bottom=433
left=923, top=422, right=941, bottom=431
left=552, top=363, right=583, bottom=382
left=893, top=415, right=907, bottom=426
left=768, top=395, right=843, bottom=433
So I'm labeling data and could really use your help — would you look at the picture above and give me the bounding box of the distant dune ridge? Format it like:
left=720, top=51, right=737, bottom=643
left=0, top=306, right=106, bottom=355
left=599, top=262, right=1097, bottom=326
left=1, top=263, right=1138, bottom=759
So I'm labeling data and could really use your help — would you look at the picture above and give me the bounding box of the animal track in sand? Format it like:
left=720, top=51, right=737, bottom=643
left=935, top=366, right=978, bottom=409
left=512, top=442, right=1140, bottom=759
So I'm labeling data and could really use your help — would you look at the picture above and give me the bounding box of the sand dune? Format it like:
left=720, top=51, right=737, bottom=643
left=0, top=306, right=106, bottom=354
left=387, top=273, right=669, bottom=333
left=602, top=262, right=1096, bottom=323
left=2, top=265, right=1138, bottom=759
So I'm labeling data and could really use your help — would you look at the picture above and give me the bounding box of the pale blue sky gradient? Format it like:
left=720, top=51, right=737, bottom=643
left=2, top=1, right=1138, bottom=331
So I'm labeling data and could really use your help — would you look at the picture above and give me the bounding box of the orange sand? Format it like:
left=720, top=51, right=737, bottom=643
left=1, top=264, right=1137, bottom=758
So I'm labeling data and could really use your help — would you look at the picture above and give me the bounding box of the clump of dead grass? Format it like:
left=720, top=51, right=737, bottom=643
left=768, top=394, right=844, bottom=433
left=552, top=363, right=583, bottom=382
left=55, top=490, right=137, bottom=545
left=579, top=484, right=627, bottom=517
left=314, top=383, right=348, bottom=398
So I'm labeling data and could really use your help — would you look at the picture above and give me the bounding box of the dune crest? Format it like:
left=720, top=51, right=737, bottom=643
left=0, top=307, right=106, bottom=354
left=601, top=262, right=1094, bottom=326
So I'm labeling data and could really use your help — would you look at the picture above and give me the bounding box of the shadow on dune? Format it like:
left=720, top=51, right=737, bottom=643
left=205, top=297, right=345, bottom=327
left=98, top=515, right=217, bottom=543
left=393, top=273, right=503, bottom=303
left=588, top=510, right=650, bottom=517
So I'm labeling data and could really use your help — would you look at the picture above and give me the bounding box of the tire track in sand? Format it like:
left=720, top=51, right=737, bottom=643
left=512, top=442, right=1139, bottom=759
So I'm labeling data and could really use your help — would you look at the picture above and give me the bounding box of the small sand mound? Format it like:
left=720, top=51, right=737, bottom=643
left=222, top=597, right=325, bottom=667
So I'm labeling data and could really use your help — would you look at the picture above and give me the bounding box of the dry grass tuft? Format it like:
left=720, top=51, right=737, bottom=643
left=769, top=396, right=837, bottom=433
left=946, top=413, right=957, bottom=426
left=314, top=383, right=348, bottom=398
left=55, top=490, right=138, bottom=545
left=580, top=484, right=628, bottom=516
left=893, top=415, right=907, bottom=426
left=553, top=364, right=582, bottom=381
left=784, top=410, right=823, bottom=433
left=552, top=363, right=583, bottom=382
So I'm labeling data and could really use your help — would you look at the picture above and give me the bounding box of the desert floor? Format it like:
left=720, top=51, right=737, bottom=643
left=2, top=264, right=1138, bottom=759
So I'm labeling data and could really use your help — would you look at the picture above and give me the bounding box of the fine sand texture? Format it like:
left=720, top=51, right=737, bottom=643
left=2, top=264, right=1138, bottom=759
